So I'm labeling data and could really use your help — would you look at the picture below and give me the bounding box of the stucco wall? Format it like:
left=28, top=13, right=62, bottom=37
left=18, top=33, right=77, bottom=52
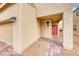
left=36, top=3, right=64, bottom=17
left=58, top=20, right=63, bottom=37
left=0, top=4, right=22, bottom=52
left=0, top=4, right=39, bottom=53
left=12, top=4, right=39, bottom=53
left=40, top=19, right=52, bottom=39
left=0, top=4, right=19, bottom=44
left=63, top=4, right=73, bottom=49
left=20, top=4, right=39, bottom=52
left=73, top=9, right=79, bottom=45
left=73, top=10, right=79, bottom=33
left=0, top=24, right=12, bottom=44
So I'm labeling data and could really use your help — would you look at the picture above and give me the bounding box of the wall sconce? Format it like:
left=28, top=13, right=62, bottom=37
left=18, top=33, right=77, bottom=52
left=10, top=16, right=16, bottom=22
left=46, top=21, right=49, bottom=27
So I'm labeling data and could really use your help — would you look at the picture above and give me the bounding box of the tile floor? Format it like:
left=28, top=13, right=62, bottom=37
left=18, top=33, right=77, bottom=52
left=0, top=41, right=21, bottom=56
left=22, top=37, right=63, bottom=56
left=0, top=36, right=79, bottom=56
left=22, top=37, right=79, bottom=56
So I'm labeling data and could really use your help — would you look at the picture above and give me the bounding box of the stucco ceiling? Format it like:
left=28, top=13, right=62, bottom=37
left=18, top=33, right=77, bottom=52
left=37, top=13, right=63, bottom=23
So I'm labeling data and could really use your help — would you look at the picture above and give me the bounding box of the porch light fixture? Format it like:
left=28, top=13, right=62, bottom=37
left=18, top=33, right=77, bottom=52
left=46, top=21, right=49, bottom=27
left=10, top=16, right=16, bottom=22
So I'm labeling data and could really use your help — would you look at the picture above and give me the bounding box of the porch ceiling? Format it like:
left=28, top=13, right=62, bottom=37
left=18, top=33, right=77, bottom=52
left=37, top=13, right=63, bottom=23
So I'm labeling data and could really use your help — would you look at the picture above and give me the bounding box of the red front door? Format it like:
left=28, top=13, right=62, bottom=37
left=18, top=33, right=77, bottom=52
left=52, top=25, right=58, bottom=36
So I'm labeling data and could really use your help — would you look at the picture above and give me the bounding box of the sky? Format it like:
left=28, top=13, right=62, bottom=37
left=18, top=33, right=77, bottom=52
left=72, top=3, right=79, bottom=10
left=72, top=3, right=79, bottom=8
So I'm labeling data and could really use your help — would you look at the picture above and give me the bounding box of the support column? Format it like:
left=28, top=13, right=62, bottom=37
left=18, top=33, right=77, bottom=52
left=63, top=4, right=73, bottom=50
left=13, top=4, right=22, bottom=53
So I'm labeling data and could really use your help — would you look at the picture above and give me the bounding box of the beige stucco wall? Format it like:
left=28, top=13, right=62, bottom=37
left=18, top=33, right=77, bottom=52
left=0, top=4, right=22, bottom=51
left=36, top=3, right=64, bottom=17
left=40, top=19, right=52, bottom=39
left=73, top=10, right=79, bottom=33
left=20, top=4, right=39, bottom=52
left=58, top=20, right=63, bottom=37
left=73, top=9, right=79, bottom=45
left=37, top=19, right=41, bottom=38
left=0, top=24, right=12, bottom=44
left=12, top=4, right=40, bottom=53
left=63, top=4, right=73, bottom=50
left=0, top=4, right=39, bottom=53
left=0, top=4, right=19, bottom=44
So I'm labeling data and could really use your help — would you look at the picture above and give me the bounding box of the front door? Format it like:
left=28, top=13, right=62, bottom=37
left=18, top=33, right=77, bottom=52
left=52, top=25, right=58, bottom=36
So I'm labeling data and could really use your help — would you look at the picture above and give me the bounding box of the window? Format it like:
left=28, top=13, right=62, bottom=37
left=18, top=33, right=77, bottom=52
left=76, top=12, right=79, bottom=16
left=73, top=25, right=77, bottom=31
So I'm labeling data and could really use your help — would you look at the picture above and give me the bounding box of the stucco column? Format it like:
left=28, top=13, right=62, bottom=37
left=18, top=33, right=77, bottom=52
left=13, top=4, right=22, bottom=53
left=63, top=4, right=73, bottom=50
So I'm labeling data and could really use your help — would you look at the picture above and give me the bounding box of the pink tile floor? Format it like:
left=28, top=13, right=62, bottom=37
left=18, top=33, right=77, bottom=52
left=40, top=38, right=63, bottom=56
left=0, top=41, right=21, bottom=56
left=23, top=37, right=63, bottom=56
left=0, top=37, right=63, bottom=56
